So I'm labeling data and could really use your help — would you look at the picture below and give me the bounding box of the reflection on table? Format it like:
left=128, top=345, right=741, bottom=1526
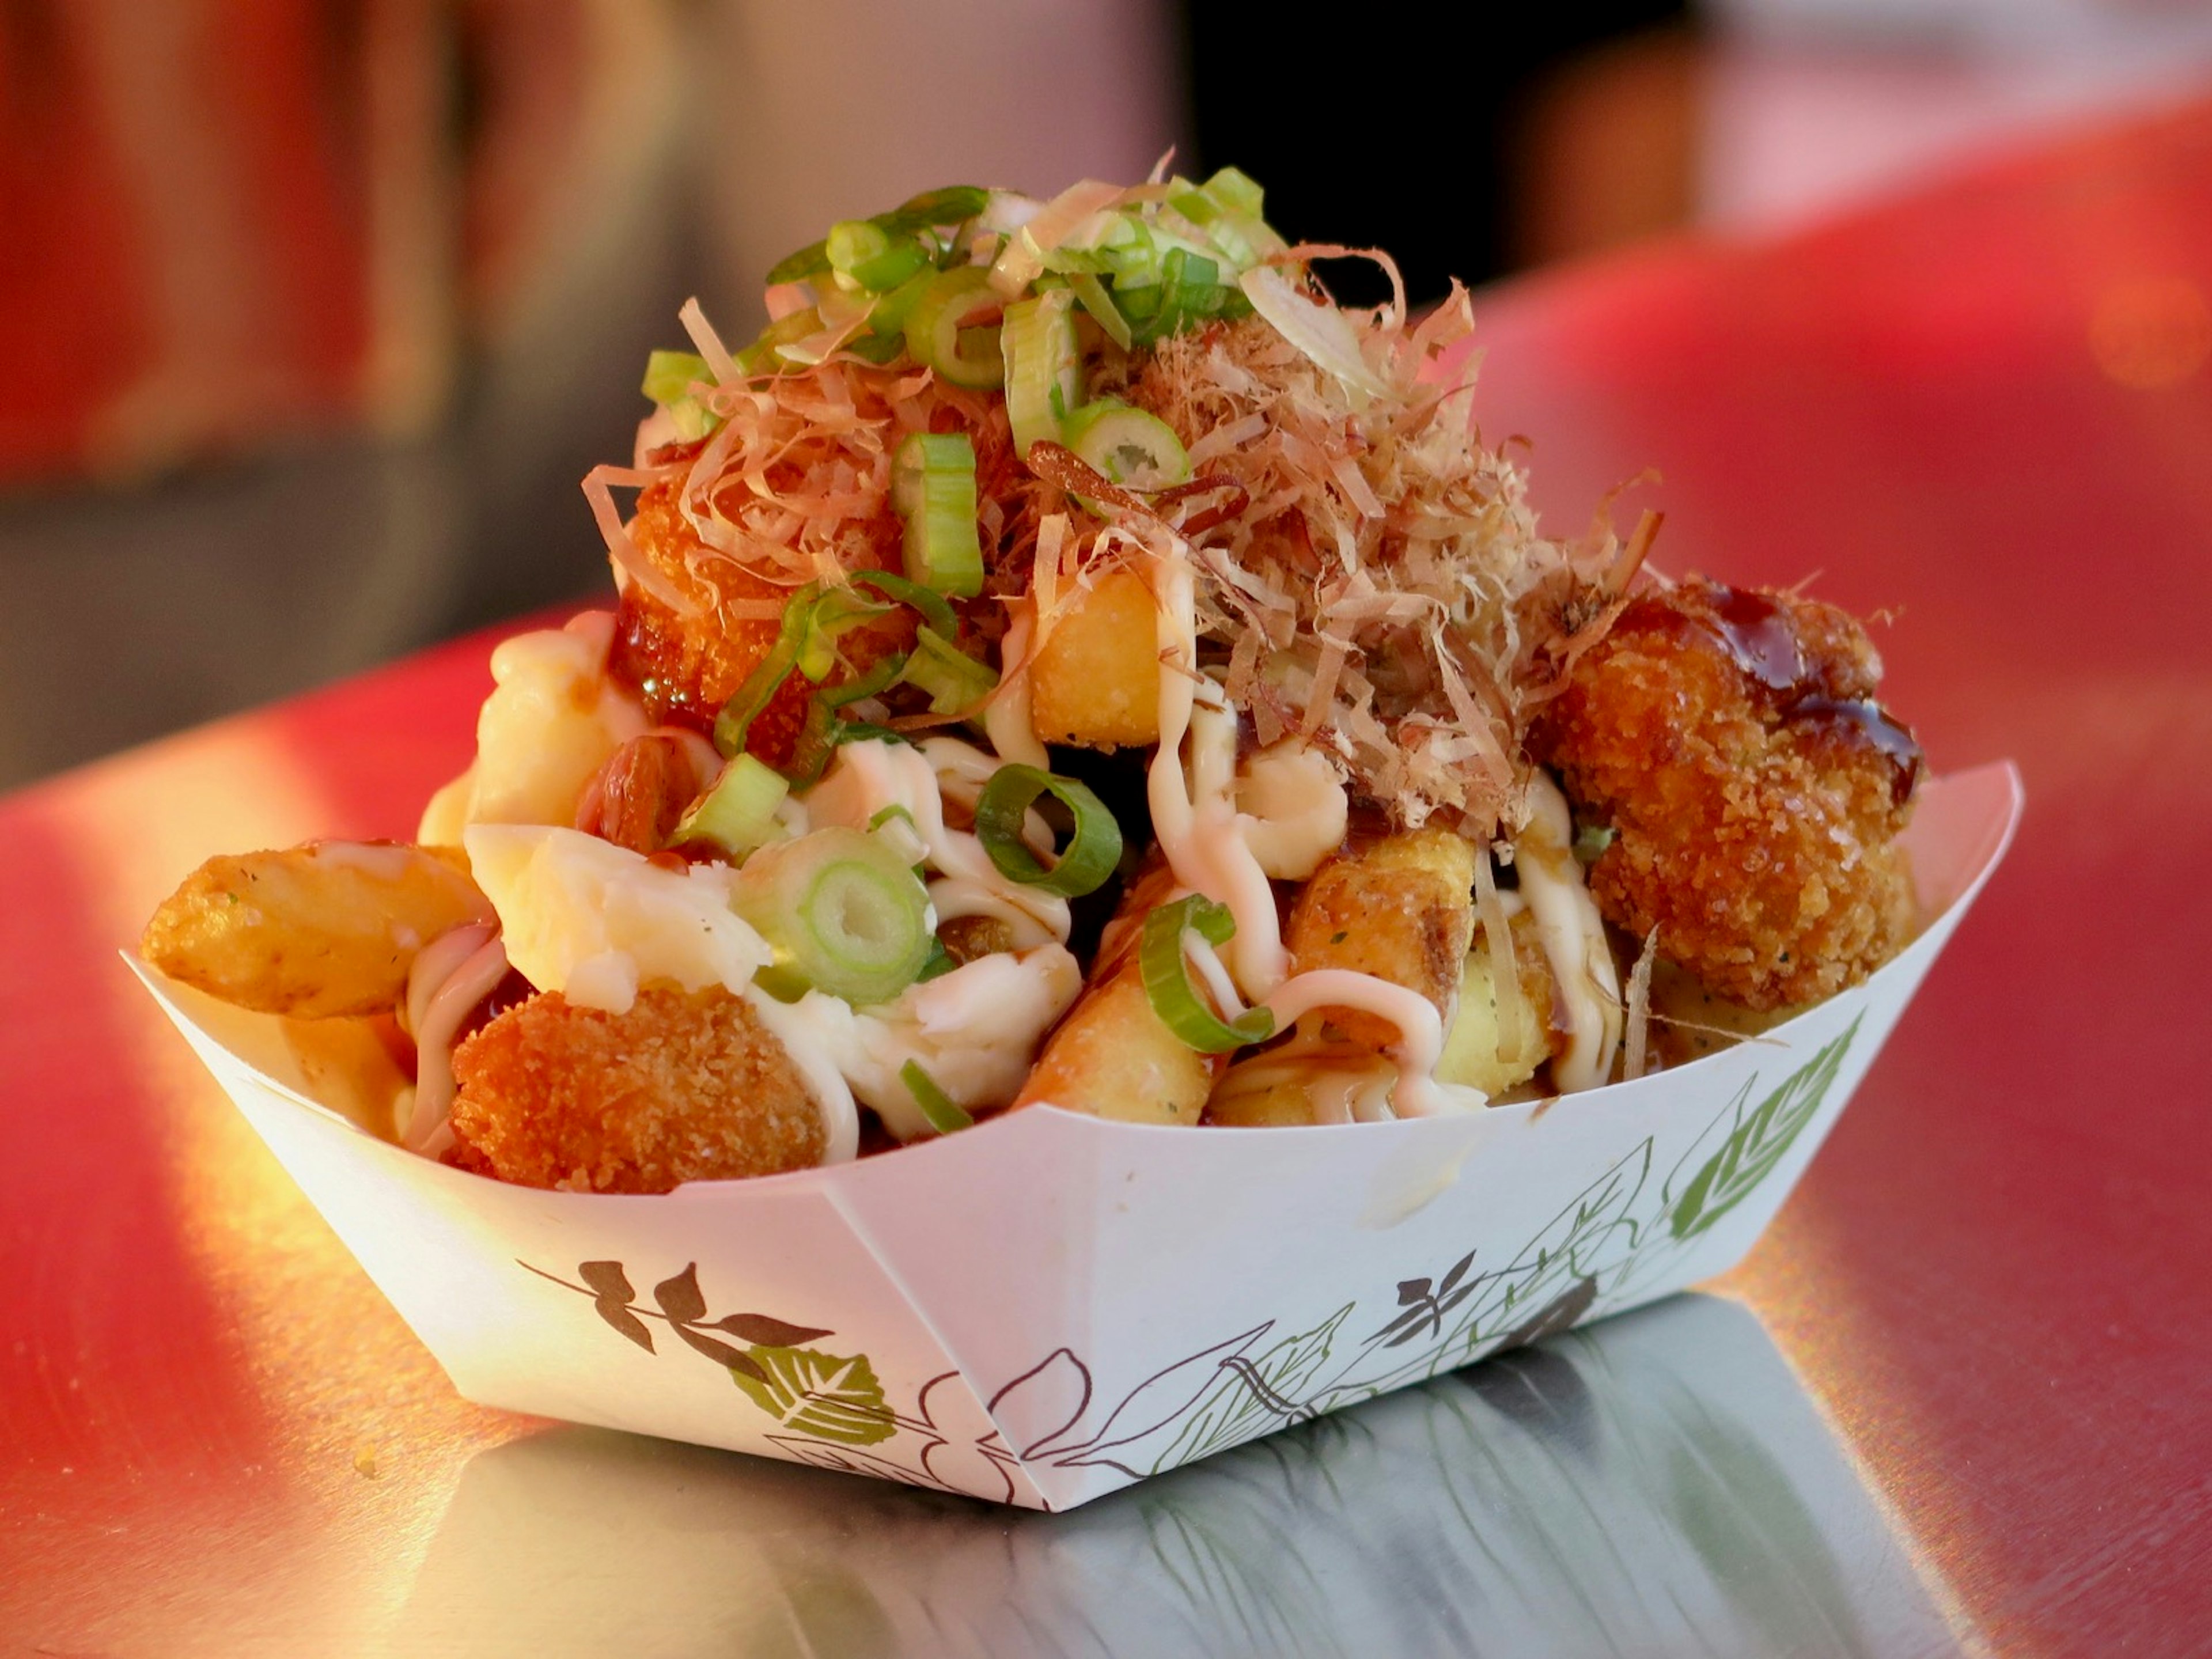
left=403, top=1292, right=1969, bottom=1659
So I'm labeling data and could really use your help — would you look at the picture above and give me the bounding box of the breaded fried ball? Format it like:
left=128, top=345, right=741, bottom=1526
left=611, top=466, right=913, bottom=762
left=1533, top=578, right=1922, bottom=1010
left=449, top=983, right=824, bottom=1192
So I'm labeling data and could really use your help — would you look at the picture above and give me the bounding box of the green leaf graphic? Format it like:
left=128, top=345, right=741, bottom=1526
left=731, top=1346, right=895, bottom=1445
left=1669, top=1016, right=1860, bottom=1242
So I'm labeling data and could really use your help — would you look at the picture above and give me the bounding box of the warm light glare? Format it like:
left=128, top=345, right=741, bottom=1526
left=2089, top=275, right=2212, bottom=389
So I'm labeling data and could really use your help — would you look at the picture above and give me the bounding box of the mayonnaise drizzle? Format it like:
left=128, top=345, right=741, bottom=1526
left=1513, top=772, right=1622, bottom=1092
left=983, top=599, right=1051, bottom=771
left=1262, top=968, right=1480, bottom=1118
left=1145, top=544, right=1291, bottom=994
left=400, top=922, right=509, bottom=1155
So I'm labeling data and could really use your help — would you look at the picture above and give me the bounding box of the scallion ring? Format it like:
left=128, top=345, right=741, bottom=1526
left=900, top=1059, right=974, bottom=1133
left=733, top=828, right=933, bottom=1006
left=1139, top=895, right=1277, bottom=1054
left=712, top=584, right=819, bottom=757
left=972, top=764, right=1122, bottom=897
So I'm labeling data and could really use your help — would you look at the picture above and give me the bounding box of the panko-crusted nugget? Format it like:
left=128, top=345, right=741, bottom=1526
left=1535, top=577, right=1922, bottom=1010
left=612, top=469, right=914, bottom=763
left=449, top=983, right=824, bottom=1192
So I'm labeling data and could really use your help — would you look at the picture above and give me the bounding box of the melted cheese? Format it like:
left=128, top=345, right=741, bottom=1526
left=419, top=612, right=648, bottom=843
left=461, top=824, right=770, bottom=1014
left=769, top=946, right=1082, bottom=1141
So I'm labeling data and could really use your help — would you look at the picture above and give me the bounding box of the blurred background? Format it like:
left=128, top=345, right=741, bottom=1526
left=3, top=0, right=2209, bottom=789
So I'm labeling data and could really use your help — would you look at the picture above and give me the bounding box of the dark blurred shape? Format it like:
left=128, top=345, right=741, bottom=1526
left=0, top=0, right=451, bottom=486
left=1184, top=1, right=1691, bottom=305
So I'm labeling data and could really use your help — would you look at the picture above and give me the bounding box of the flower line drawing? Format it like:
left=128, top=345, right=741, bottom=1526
left=520, top=1017, right=1861, bottom=1499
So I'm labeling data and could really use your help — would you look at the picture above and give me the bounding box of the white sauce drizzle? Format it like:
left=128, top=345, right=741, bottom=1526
left=740, top=990, right=862, bottom=1164
left=1513, top=772, right=1623, bottom=1092
left=982, top=599, right=1051, bottom=770
left=1262, top=968, right=1482, bottom=1118
left=400, top=923, right=508, bottom=1155
left=1145, top=544, right=1291, bottom=994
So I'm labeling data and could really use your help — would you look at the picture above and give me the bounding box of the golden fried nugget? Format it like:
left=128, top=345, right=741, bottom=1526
left=1534, top=578, right=1921, bottom=1010
left=141, top=842, right=492, bottom=1018
left=1029, top=570, right=1162, bottom=748
left=612, top=469, right=914, bottom=763
left=1285, top=827, right=1478, bottom=1048
left=449, top=984, right=824, bottom=1192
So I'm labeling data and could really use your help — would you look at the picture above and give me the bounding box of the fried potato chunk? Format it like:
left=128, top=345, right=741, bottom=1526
left=1013, top=862, right=1213, bottom=1124
left=141, top=842, right=493, bottom=1018
left=1029, top=570, right=1162, bottom=748
left=1285, top=826, right=1478, bottom=1049
left=1437, top=911, right=1561, bottom=1098
left=449, top=983, right=824, bottom=1192
left=1534, top=578, right=1921, bottom=1010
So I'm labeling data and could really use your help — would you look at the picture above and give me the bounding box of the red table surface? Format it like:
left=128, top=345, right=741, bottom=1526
left=5, top=103, right=2210, bottom=1656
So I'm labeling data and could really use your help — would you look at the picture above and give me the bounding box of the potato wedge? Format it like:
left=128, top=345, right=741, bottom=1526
left=1437, top=911, right=1561, bottom=1097
left=142, top=842, right=494, bottom=1018
left=1207, top=1044, right=1400, bottom=1127
left=1285, top=827, right=1477, bottom=1049
left=1029, top=570, right=1161, bottom=748
left=1013, top=862, right=1212, bottom=1124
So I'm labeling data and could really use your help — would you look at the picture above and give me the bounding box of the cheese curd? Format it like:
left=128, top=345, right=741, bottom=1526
left=461, top=823, right=770, bottom=1014
left=419, top=612, right=647, bottom=843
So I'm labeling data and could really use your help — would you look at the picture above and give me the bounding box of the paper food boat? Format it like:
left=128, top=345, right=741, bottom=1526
left=135, top=763, right=2020, bottom=1512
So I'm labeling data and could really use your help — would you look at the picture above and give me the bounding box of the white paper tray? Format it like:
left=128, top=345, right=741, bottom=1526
left=135, top=762, right=2020, bottom=1511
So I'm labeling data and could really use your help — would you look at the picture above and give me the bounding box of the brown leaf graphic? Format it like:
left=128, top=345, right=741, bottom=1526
left=713, top=1313, right=835, bottom=1347
left=578, top=1261, right=634, bottom=1301
left=653, top=1263, right=708, bottom=1324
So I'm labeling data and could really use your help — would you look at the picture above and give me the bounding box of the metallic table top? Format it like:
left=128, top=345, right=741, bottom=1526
left=5, top=101, right=2210, bottom=1658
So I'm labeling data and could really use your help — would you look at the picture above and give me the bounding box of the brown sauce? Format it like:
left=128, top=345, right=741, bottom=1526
left=1635, top=581, right=1924, bottom=805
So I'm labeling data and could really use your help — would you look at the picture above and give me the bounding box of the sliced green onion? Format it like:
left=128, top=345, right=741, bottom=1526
left=1001, top=289, right=1080, bottom=458
left=900, top=1059, right=974, bottom=1134
left=875, top=185, right=990, bottom=237
left=782, top=695, right=839, bottom=788
left=796, top=585, right=894, bottom=681
left=836, top=720, right=907, bottom=747
left=671, top=755, right=790, bottom=860
left=821, top=647, right=906, bottom=709
left=1066, top=270, right=1133, bottom=351
left=972, top=764, right=1122, bottom=897
left=1573, top=824, right=1616, bottom=864
left=892, top=431, right=984, bottom=598
left=897, top=624, right=997, bottom=713
left=737, top=307, right=827, bottom=375
left=915, top=937, right=956, bottom=983
left=868, top=803, right=930, bottom=870
left=903, top=267, right=1003, bottom=389
left=764, top=240, right=831, bottom=287
left=1139, top=895, right=1277, bottom=1054
left=849, top=568, right=957, bottom=639
left=712, top=585, right=817, bottom=757
left=734, top=827, right=933, bottom=1005
left=827, top=219, right=931, bottom=293
left=1199, top=165, right=1264, bottom=218
left=641, top=349, right=709, bottom=405
left=1062, top=399, right=1192, bottom=492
